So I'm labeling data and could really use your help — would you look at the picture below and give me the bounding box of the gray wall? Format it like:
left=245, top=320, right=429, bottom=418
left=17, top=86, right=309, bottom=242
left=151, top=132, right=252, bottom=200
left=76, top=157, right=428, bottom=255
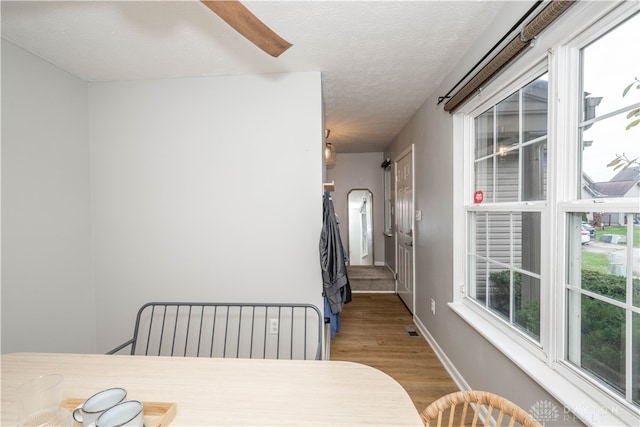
left=1, top=40, right=325, bottom=354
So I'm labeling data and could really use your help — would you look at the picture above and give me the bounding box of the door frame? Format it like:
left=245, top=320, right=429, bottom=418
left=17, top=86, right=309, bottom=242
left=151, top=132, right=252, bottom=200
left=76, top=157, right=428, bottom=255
left=394, top=144, right=415, bottom=314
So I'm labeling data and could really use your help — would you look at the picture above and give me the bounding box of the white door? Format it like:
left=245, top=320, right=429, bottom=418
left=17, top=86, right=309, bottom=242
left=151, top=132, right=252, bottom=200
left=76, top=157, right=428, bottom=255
left=396, top=147, right=414, bottom=313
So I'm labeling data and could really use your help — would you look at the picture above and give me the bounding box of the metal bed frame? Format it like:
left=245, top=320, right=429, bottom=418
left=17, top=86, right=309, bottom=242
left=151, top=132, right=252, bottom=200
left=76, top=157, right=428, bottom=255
left=107, top=302, right=323, bottom=360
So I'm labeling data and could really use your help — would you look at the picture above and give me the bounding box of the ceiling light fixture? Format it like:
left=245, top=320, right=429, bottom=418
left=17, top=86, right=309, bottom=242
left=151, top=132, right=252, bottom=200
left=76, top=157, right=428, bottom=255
left=325, top=142, right=336, bottom=166
left=325, top=129, right=336, bottom=166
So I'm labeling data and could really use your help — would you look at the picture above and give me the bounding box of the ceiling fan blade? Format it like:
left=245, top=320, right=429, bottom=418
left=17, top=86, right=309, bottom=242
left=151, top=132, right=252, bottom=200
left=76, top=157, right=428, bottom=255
left=200, top=0, right=292, bottom=58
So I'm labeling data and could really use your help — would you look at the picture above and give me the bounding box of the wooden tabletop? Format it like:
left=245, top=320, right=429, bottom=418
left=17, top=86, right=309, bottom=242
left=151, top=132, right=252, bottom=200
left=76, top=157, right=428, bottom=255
left=1, top=352, right=423, bottom=426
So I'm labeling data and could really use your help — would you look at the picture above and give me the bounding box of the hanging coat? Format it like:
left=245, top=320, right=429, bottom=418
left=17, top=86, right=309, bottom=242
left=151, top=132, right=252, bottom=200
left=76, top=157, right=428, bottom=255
left=320, top=193, right=351, bottom=314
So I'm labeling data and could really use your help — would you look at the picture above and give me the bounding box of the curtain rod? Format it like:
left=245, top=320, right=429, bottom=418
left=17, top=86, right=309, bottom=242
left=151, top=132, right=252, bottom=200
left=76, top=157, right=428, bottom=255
left=437, top=1, right=543, bottom=106
left=443, top=0, right=576, bottom=113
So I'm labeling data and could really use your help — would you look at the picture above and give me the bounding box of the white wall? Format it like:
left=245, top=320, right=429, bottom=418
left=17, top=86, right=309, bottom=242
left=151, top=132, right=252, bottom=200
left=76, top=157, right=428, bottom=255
left=327, top=152, right=385, bottom=266
left=1, top=40, right=96, bottom=353
left=88, top=72, right=324, bottom=352
left=1, top=39, right=325, bottom=353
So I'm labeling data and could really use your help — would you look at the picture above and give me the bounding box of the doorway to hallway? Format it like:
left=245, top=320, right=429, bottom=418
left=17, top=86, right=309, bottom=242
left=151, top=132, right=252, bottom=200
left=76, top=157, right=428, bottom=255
left=347, top=189, right=374, bottom=266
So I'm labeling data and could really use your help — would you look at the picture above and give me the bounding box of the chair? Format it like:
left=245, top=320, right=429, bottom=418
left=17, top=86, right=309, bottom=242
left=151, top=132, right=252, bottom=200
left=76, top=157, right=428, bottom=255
left=420, top=390, right=542, bottom=427
left=107, top=302, right=323, bottom=360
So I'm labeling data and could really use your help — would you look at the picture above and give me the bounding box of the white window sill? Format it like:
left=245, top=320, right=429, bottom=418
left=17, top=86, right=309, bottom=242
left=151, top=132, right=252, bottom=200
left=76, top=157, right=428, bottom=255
left=449, top=301, right=640, bottom=426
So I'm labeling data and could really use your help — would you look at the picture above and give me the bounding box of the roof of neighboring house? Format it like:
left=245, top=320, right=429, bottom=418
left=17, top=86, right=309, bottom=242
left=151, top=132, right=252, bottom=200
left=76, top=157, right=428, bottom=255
left=582, top=183, right=605, bottom=198
left=584, top=167, right=639, bottom=198
left=590, top=180, right=639, bottom=197
left=610, top=166, right=640, bottom=182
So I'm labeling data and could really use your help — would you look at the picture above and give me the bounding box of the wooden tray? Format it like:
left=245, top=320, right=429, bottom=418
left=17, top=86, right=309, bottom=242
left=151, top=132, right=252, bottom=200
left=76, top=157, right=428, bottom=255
left=61, top=398, right=176, bottom=427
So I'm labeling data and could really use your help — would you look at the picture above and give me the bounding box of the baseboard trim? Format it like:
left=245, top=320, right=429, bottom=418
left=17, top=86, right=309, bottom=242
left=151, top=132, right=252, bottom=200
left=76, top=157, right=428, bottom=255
left=351, top=290, right=395, bottom=294
left=413, top=316, right=469, bottom=391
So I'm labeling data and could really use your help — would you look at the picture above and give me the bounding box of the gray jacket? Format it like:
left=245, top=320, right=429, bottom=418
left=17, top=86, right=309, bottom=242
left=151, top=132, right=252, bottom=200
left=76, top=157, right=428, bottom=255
left=320, top=194, right=351, bottom=314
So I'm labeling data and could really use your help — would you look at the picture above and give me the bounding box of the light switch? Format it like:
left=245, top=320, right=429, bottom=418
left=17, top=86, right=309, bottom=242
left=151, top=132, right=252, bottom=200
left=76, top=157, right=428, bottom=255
left=415, top=210, right=423, bottom=221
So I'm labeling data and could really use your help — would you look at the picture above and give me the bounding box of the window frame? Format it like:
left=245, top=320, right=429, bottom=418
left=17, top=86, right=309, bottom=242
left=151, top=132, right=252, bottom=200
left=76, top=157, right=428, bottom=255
left=461, top=60, right=551, bottom=360
left=553, top=7, right=640, bottom=415
left=466, top=65, right=549, bottom=345
left=450, top=2, right=640, bottom=425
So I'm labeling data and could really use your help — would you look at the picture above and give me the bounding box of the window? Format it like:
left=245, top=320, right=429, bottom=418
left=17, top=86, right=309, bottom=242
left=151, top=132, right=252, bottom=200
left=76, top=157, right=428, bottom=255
left=564, top=13, right=640, bottom=408
left=467, top=75, right=548, bottom=342
left=383, top=163, right=393, bottom=235
left=458, top=4, right=640, bottom=423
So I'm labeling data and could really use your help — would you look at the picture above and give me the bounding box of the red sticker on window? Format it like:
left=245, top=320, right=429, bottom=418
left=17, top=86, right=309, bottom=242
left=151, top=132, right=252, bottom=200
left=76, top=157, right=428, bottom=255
left=474, top=190, right=484, bottom=204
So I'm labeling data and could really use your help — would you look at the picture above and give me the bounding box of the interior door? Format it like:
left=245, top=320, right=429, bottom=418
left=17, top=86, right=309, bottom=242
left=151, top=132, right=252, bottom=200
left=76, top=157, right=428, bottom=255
left=396, top=147, right=414, bottom=313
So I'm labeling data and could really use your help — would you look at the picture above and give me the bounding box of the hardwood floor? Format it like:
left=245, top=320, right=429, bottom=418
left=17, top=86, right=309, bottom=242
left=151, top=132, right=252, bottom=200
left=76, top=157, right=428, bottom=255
left=329, top=293, right=460, bottom=413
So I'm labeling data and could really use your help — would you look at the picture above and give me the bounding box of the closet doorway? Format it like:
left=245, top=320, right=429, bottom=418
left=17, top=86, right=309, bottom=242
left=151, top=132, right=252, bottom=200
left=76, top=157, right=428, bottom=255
left=347, top=189, right=374, bottom=266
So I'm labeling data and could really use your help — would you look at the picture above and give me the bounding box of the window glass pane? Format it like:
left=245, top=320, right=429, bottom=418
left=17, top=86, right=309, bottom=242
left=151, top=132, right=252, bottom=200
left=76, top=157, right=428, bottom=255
left=487, top=212, right=510, bottom=264
left=580, top=13, right=640, bottom=198
left=473, top=74, right=549, bottom=204
left=475, top=109, right=494, bottom=158
left=514, top=274, right=540, bottom=340
left=496, top=92, right=519, bottom=152
left=568, top=293, right=626, bottom=395
left=474, top=158, right=494, bottom=202
left=581, top=268, right=627, bottom=303
left=495, top=149, right=519, bottom=202
left=569, top=213, right=632, bottom=302
left=522, top=140, right=547, bottom=201
left=567, top=212, right=640, bottom=405
left=514, top=212, right=541, bottom=275
left=523, top=75, right=548, bottom=143
left=473, top=212, right=488, bottom=259
left=488, top=262, right=510, bottom=320
left=470, top=256, right=488, bottom=306
left=582, top=14, right=640, bottom=118
left=581, top=114, right=640, bottom=191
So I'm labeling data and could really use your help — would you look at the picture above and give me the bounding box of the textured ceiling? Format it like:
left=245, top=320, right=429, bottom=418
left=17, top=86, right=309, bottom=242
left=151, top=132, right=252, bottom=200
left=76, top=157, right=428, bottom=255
left=1, top=1, right=510, bottom=153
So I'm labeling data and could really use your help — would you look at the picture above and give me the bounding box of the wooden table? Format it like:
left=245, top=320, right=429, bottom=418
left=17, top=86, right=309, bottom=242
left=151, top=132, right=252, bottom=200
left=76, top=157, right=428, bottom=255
left=1, top=352, right=423, bottom=426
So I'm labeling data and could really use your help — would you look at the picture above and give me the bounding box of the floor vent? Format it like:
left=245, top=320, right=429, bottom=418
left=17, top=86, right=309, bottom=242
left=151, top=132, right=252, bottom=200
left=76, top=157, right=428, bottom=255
left=403, top=325, right=420, bottom=337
